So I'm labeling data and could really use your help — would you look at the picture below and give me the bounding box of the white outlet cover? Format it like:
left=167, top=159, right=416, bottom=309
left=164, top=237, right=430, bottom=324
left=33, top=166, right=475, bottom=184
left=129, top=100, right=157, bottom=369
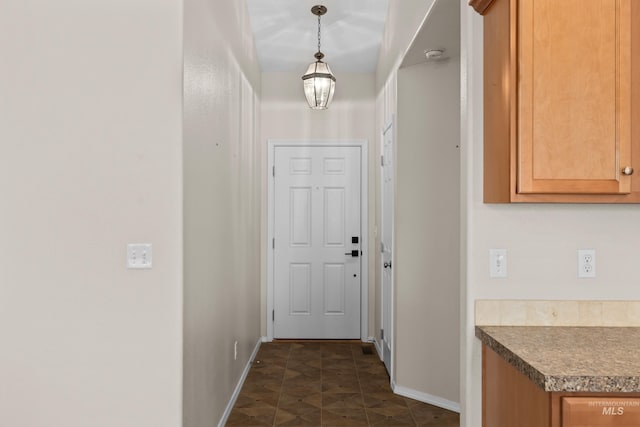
left=127, top=244, right=152, bottom=269
left=578, top=249, right=596, bottom=278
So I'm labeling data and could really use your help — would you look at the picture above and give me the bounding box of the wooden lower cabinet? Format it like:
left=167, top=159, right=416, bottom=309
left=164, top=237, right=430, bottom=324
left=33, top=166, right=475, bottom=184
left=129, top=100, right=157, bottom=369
left=562, top=397, right=640, bottom=426
left=482, top=345, right=640, bottom=426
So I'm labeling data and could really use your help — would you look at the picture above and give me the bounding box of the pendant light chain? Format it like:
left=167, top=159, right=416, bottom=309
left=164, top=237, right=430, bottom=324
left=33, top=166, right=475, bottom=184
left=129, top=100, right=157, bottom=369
left=317, top=14, right=322, bottom=54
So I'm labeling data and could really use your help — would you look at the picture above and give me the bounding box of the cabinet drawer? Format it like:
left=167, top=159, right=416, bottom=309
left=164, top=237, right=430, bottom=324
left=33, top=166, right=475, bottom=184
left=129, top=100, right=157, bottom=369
left=563, top=397, right=640, bottom=426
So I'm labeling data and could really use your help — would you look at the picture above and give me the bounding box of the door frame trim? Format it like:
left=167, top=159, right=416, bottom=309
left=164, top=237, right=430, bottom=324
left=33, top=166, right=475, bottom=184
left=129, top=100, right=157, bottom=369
left=380, top=118, right=395, bottom=383
left=266, top=139, right=369, bottom=341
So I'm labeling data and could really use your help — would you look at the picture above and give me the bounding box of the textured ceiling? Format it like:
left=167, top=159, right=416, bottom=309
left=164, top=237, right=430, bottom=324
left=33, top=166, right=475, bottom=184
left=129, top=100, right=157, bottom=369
left=246, top=0, right=389, bottom=73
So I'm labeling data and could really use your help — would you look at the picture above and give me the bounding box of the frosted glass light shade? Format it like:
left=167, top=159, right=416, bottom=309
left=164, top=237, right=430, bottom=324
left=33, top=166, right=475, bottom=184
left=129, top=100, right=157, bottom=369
left=302, top=61, right=336, bottom=110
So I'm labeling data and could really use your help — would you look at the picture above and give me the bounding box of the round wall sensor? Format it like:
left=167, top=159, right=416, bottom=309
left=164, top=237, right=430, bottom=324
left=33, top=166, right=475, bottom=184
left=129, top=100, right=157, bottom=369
left=424, top=49, right=445, bottom=60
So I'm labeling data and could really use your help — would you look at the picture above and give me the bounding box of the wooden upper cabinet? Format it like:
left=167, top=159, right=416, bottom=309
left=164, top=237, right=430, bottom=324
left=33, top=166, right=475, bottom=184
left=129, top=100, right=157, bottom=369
left=482, top=0, right=640, bottom=203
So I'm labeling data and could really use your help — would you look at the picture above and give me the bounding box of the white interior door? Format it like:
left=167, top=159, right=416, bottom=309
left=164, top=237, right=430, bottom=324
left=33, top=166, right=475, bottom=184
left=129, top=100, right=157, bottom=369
left=273, top=146, right=361, bottom=339
left=381, top=122, right=394, bottom=374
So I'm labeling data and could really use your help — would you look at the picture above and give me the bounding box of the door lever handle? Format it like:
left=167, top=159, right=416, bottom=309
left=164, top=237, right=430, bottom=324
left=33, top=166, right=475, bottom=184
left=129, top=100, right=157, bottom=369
left=345, top=250, right=359, bottom=257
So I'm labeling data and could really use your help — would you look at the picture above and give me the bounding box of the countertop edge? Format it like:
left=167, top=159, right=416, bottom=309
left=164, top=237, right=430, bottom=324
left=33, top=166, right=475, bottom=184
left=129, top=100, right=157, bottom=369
left=476, top=326, right=640, bottom=393
left=475, top=326, right=548, bottom=390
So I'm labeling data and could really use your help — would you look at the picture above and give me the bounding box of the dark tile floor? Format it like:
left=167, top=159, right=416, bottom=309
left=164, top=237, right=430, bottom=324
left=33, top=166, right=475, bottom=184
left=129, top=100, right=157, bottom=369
left=226, top=341, right=459, bottom=426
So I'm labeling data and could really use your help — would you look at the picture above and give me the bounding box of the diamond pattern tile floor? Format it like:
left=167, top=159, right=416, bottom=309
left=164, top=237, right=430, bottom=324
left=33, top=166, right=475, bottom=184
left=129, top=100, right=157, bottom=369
left=226, top=342, right=459, bottom=426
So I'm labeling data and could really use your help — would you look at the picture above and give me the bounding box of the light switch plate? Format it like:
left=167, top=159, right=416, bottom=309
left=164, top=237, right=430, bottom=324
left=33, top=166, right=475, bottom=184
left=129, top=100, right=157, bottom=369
left=127, top=244, right=152, bottom=269
left=489, top=249, right=507, bottom=278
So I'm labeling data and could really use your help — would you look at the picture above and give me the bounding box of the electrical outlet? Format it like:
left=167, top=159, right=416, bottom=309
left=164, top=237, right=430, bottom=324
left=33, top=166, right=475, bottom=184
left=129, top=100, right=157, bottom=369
left=234, top=341, right=238, bottom=360
left=578, top=249, right=596, bottom=278
left=489, top=249, right=507, bottom=278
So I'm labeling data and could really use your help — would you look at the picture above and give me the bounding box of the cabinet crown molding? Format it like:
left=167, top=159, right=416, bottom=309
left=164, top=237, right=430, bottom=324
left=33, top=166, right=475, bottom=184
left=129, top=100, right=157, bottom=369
left=469, top=0, right=496, bottom=15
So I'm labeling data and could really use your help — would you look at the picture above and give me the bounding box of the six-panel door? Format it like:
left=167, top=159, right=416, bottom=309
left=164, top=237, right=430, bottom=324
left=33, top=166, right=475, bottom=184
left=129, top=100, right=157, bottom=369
left=273, top=146, right=361, bottom=339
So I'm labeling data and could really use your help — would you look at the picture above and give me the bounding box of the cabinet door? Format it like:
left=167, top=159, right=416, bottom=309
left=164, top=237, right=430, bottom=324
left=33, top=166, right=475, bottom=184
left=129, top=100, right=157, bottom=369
left=517, top=0, right=632, bottom=194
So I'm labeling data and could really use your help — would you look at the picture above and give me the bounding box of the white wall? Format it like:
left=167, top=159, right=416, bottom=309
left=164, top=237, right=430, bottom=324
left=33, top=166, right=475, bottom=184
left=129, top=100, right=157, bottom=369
left=375, top=0, right=461, bottom=409
left=461, top=2, right=640, bottom=426
left=260, top=72, right=377, bottom=337
left=375, top=0, right=439, bottom=350
left=260, top=72, right=376, bottom=141
left=183, top=0, right=262, bottom=426
left=0, top=1, right=183, bottom=426
left=395, top=59, right=460, bottom=406
left=376, top=0, right=436, bottom=90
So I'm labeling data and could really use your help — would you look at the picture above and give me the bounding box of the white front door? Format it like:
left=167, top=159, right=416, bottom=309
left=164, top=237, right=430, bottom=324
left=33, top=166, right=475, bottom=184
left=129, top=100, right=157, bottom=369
left=381, top=122, right=394, bottom=374
left=273, top=146, right=362, bottom=339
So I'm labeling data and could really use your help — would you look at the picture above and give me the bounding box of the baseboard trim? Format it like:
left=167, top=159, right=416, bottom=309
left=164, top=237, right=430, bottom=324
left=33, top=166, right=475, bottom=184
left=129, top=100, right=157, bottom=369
left=217, top=337, right=262, bottom=427
left=372, top=337, right=383, bottom=361
left=392, top=384, right=461, bottom=413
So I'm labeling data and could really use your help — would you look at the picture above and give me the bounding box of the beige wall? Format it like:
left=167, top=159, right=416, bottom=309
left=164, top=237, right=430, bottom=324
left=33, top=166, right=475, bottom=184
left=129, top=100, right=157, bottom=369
left=375, top=2, right=437, bottom=353
left=395, top=59, right=460, bottom=405
left=376, top=0, right=436, bottom=90
left=375, top=0, right=460, bottom=407
left=0, top=1, right=183, bottom=426
left=260, top=72, right=377, bottom=337
left=461, top=2, right=640, bottom=426
left=183, top=0, right=262, bottom=426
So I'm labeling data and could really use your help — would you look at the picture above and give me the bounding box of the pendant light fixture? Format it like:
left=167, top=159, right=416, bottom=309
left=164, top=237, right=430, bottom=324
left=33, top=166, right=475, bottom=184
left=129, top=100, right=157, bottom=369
left=302, top=5, right=336, bottom=110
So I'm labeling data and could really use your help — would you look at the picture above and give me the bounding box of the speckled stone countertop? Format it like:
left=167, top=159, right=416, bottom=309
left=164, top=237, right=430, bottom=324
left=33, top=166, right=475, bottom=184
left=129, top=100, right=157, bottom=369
left=476, top=326, right=640, bottom=393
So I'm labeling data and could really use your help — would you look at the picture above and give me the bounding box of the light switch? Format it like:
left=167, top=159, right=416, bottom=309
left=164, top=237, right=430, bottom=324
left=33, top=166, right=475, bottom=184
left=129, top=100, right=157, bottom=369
left=127, top=244, right=152, bottom=269
left=489, top=249, right=507, bottom=278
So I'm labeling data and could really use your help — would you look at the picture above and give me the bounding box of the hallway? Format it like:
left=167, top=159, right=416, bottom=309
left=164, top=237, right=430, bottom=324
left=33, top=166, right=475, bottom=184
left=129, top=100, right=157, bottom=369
left=227, top=342, right=459, bottom=426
